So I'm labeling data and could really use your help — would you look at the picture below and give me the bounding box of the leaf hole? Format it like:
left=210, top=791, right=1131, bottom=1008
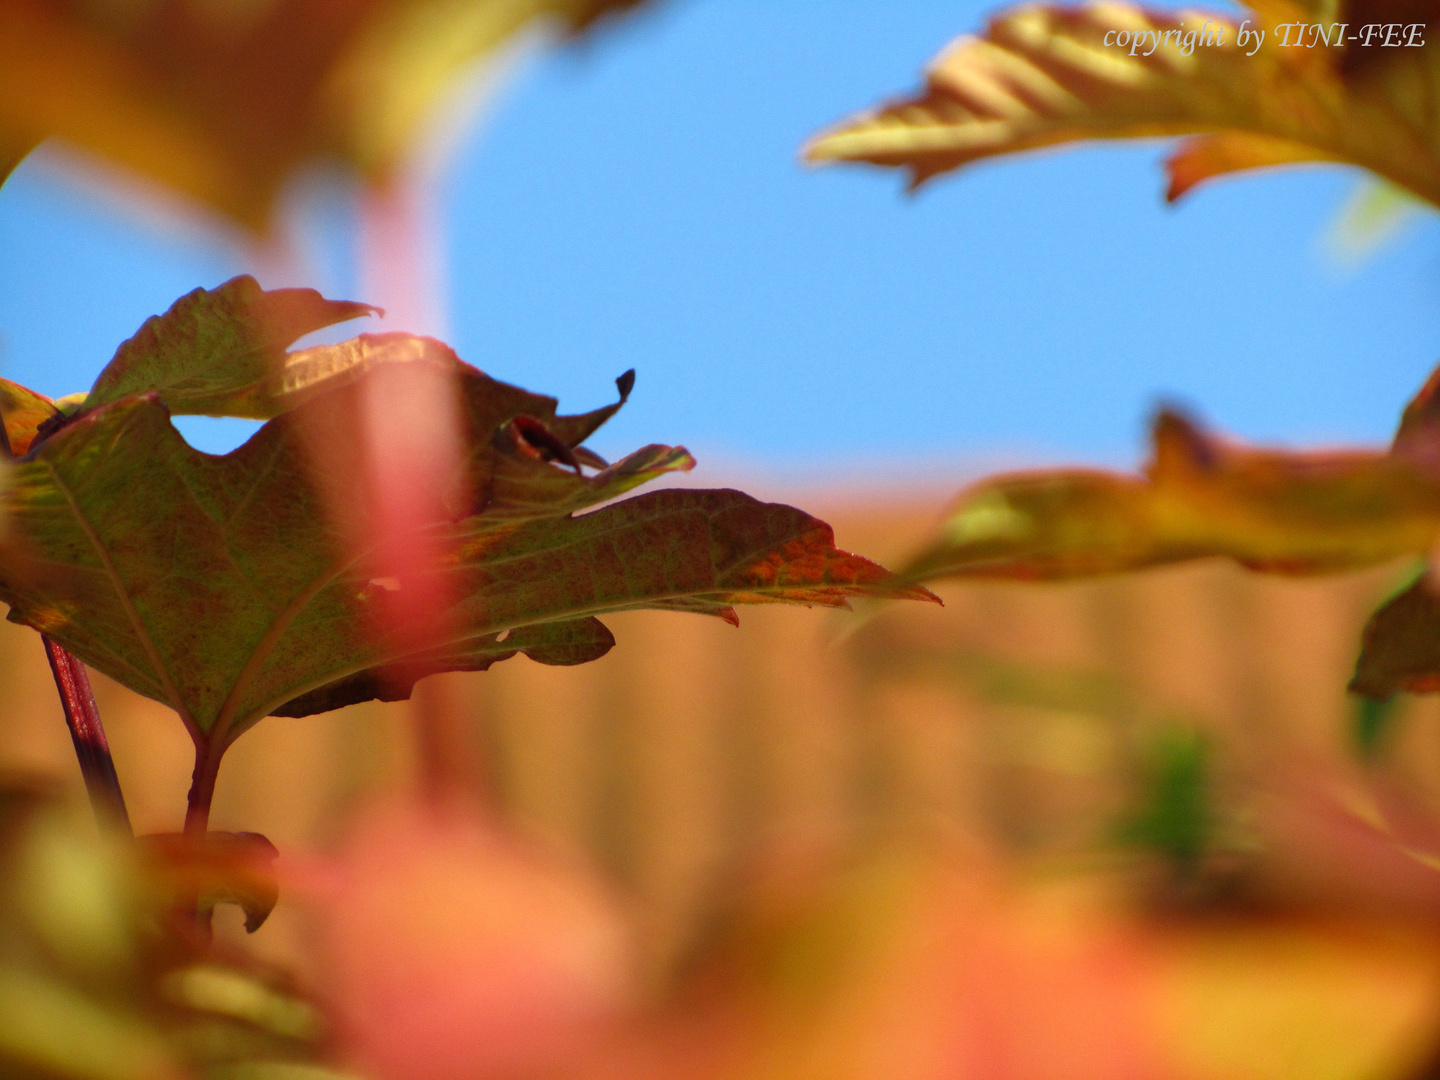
left=369, top=577, right=401, bottom=592
left=495, top=629, right=511, bottom=643
left=170, top=415, right=264, bottom=454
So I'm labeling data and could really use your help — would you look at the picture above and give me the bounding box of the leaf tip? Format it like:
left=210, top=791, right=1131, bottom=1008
left=1163, top=158, right=1201, bottom=204
left=915, top=584, right=944, bottom=606
left=616, top=369, right=636, bottom=401
left=800, top=126, right=843, bottom=166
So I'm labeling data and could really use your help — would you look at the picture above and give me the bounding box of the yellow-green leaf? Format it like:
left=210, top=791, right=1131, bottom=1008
left=900, top=408, right=1440, bottom=584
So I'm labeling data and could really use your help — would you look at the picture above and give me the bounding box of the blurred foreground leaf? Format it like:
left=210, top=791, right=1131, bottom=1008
left=653, top=843, right=1440, bottom=1080
left=0, top=0, right=667, bottom=230
left=805, top=1, right=1440, bottom=208
left=309, top=798, right=630, bottom=1080
left=899, top=408, right=1440, bottom=583
left=140, top=832, right=281, bottom=933
left=0, top=781, right=337, bottom=1080
left=1328, top=178, right=1427, bottom=261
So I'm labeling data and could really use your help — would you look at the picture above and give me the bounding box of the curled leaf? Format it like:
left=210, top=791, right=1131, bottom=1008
left=140, top=831, right=281, bottom=933
left=85, top=275, right=378, bottom=419
left=1351, top=572, right=1440, bottom=700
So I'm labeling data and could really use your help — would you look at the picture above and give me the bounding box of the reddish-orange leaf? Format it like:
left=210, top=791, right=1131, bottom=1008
left=1165, top=133, right=1342, bottom=202
left=0, top=377, right=59, bottom=456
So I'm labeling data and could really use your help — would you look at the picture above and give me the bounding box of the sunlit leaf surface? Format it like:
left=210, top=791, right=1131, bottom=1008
left=805, top=1, right=1440, bottom=208
left=0, top=377, right=60, bottom=456
left=85, top=276, right=378, bottom=418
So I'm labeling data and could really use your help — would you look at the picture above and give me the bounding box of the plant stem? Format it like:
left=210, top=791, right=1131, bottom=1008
left=183, top=740, right=222, bottom=838
left=42, top=635, right=132, bottom=834
left=412, top=675, right=480, bottom=804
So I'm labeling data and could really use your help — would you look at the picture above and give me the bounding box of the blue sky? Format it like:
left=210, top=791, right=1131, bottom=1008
left=1, top=0, right=1437, bottom=480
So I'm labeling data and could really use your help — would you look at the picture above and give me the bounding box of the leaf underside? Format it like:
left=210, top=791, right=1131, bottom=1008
left=894, top=359, right=1440, bottom=707
left=805, top=1, right=1440, bottom=208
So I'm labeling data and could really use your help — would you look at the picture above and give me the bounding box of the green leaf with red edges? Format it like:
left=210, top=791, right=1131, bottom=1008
left=0, top=335, right=934, bottom=759
left=803, top=1, right=1440, bottom=209
left=898, top=408, right=1440, bottom=584
left=84, top=275, right=377, bottom=419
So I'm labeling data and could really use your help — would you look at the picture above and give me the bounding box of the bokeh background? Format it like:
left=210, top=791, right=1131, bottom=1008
left=7, top=2, right=1440, bottom=1080
left=4, top=0, right=1440, bottom=469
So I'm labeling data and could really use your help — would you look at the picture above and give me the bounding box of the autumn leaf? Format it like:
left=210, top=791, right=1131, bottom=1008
left=898, top=408, right=1440, bottom=583
left=0, top=288, right=934, bottom=807
left=0, top=0, right=669, bottom=230
left=1164, top=131, right=1344, bottom=203
left=804, top=1, right=1440, bottom=208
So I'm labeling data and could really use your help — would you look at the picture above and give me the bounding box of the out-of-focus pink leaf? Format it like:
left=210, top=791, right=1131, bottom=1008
left=299, top=799, right=631, bottom=1080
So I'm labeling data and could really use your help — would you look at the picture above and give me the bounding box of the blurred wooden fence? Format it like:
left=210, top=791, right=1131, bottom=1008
left=0, top=492, right=1432, bottom=970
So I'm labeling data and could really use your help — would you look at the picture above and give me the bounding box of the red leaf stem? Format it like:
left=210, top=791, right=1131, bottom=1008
left=42, top=634, right=131, bottom=833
